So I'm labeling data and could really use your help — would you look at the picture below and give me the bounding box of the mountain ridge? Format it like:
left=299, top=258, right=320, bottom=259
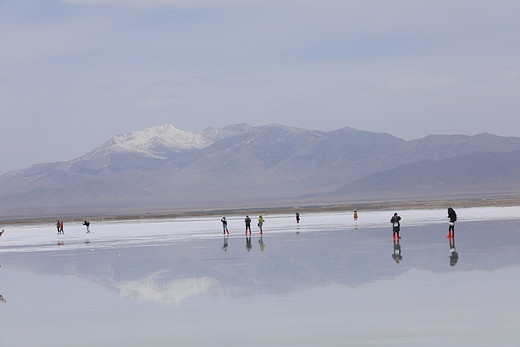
left=1, top=123, right=520, bottom=219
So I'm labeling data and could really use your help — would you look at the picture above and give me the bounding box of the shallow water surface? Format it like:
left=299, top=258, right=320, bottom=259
left=1, top=208, right=520, bottom=346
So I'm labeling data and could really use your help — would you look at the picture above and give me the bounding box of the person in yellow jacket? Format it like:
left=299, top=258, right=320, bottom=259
left=258, top=215, right=265, bottom=234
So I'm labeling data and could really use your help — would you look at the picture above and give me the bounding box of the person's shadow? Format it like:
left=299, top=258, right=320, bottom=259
left=392, top=238, right=403, bottom=264
left=449, top=236, right=459, bottom=267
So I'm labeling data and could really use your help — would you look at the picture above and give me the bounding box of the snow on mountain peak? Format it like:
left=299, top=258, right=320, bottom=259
left=78, top=123, right=257, bottom=162
left=110, top=124, right=213, bottom=158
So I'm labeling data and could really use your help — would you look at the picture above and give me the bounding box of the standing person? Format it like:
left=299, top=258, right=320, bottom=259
left=353, top=210, right=358, bottom=221
left=391, top=213, right=401, bottom=239
left=295, top=212, right=300, bottom=224
left=245, top=215, right=252, bottom=235
left=258, top=215, right=265, bottom=234
left=56, top=220, right=61, bottom=234
left=447, top=207, right=457, bottom=238
left=221, top=217, right=229, bottom=235
left=60, top=221, right=64, bottom=234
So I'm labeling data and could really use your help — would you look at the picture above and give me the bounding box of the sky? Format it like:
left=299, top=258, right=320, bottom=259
left=1, top=0, right=520, bottom=174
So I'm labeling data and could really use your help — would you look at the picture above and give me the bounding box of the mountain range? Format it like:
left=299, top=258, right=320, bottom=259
left=2, top=123, right=520, bottom=219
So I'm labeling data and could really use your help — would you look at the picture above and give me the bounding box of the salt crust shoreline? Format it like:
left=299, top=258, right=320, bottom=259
left=4, top=197, right=520, bottom=226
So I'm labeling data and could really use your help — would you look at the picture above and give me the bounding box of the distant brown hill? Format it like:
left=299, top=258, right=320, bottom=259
left=335, top=150, right=520, bottom=200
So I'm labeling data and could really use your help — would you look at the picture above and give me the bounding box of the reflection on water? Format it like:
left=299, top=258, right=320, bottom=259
left=449, top=235, right=459, bottom=266
left=245, top=236, right=252, bottom=252
left=115, top=272, right=222, bottom=306
left=1, top=218, right=520, bottom=345
left=221, top=235, right=228, bottom=252
left=258, top=235, right=265, bottom=252
left=392, top=238, right=403, bottom=264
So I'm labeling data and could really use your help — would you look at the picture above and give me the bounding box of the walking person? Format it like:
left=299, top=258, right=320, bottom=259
left=56, top=220, right=61, bottom=235
left=245, top=215, right=251, bottom=235
left=258, top=215, right=265, bottom=234
left=83, top=220, right=91, bottom=233
left=391, top=213, right=401, bottom=239
left=221, top=217, right=229, bottom=235
left=60, top=221, right=64, bottom=234
left=295, top=212, right=300, bottom=224
left=447, top=207, right=457, bottom=238
left=353, top=210, right=358, bottom=221
left=0, top=229, right=4, bottom=237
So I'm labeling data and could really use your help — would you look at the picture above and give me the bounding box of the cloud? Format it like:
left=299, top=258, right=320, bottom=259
left=2, top=0, right=520, bottom=173
left=60, top=0, right=260, bottom=8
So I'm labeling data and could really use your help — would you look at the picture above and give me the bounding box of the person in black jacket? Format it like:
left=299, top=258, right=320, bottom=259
left=244, top=215, right=251, bottom=235
left=447, top=207, right=457, bottom=238
left=82, top=220, right=91, bottom=233
left=391, top=213, right=401, bottom=239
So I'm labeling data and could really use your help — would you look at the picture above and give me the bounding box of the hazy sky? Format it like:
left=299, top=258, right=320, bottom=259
left=1, top=0, right=520, bottom=174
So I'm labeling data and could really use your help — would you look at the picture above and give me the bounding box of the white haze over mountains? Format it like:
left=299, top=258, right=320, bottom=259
left=1, top=123, right=520, bottom=220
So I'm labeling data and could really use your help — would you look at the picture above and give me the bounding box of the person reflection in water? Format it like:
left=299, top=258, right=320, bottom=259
left=222, top=235, right=229, bottom=252
left=392, top=238, right=403, bottom=264
left=245, top=235, right=252, bottom=252
left=0, top=295, right=6, bottom=303
left=258, top=236, right=265, bottom=252
left=449, top=236, right=459, bottom=267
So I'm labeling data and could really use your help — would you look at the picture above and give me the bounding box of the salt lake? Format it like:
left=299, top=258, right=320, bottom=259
left=1, top=206, right=520, bottom=346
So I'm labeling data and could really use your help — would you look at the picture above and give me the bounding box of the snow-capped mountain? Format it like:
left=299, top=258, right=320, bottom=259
left=1, top=124, right=520, bottom=219
left=78, top=123, right=255, bottom=161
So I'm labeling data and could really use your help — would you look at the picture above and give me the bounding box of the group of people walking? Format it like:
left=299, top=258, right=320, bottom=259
left=389, top=207, right=457, bottom=239
left=56, top=220, right=64, bottom=234
left=222, top=215, right=266, bottom=235
left=390, top=207, right=458, bottom=266
left=221, top=207, right=458, bottom=239
left=55, top=220, right=91, bottom=234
